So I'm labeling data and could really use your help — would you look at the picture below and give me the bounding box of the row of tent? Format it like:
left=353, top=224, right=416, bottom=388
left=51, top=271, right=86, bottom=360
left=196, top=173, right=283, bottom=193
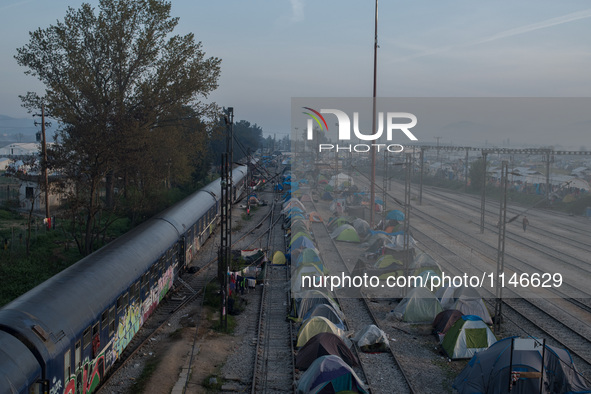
left=282, top=192, right=396, bottom=393
left=281, top=192, right=369, bottom=393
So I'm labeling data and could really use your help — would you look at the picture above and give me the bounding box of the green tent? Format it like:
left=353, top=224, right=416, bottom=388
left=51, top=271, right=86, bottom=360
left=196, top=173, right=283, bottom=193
left=297, top=316, right=346, bottom=348
left=327, top=216, right=351, bottom=231
left=291, top=264, right=325, bottom=295
left=330, top=224, right=360, bottom=243
left=392, top=286, right=443, bottom=323
left=442, top=315, right=496, bottom=359
left=374, top=254, right=403, bottom=269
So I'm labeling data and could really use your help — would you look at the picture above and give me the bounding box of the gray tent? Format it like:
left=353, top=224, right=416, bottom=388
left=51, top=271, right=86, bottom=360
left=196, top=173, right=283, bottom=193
left=453, top=337, right=591, bottom=394
left=352, top=324, right=390, bottom=352
left=352, top=218, right=371, bottom=239
left=436, top=286, right=493, bottom=325
left=306, top=304, right=345, bottom=330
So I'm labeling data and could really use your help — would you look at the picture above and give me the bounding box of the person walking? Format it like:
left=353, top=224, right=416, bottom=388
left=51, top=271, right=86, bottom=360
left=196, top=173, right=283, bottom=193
left=522, top=216, right=529, bottom=232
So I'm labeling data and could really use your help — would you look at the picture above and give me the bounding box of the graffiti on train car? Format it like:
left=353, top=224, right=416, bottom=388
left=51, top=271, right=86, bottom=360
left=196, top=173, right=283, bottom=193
left=49, top=377, right=62, bottom=394
left=62, top=353, right=105, bottom=394
left=186, top=243, right=194, bottom=265
left=113, top=302, right=142, bottom=358
left=158, top=266, right=173, bottom=302
left=142, top=265, right=174, bottom=321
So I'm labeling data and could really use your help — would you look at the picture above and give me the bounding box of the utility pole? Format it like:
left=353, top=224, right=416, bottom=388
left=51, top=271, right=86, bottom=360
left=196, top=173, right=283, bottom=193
left=219, top=107, right=234, bottom=331
left=419, top=148, right=424, bottom=205
left=435, top=137, right=441, bottom=162
left=369, top=0, right=378, bottom=227
left=493, top=161, right=509, bottom=334
left=480, top=151, right=489, bottom=234
left=383, top=150, right=387, bottom=213
left=464, top=148, right=469, bottom=192
left=544, top=150, right=552, bottom=203
left=403, top=153, right=412, bottom=296
left=35, top=105, right=50, bottom=230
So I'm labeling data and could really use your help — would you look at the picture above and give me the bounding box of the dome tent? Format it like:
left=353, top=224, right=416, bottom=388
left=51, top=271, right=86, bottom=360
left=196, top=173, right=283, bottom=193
left=295, top=332, right=358, bottom=371
left=441, top=315, right=497, bottom=360
left=453, top=337, right=591, bottom=393
left=392, top=286, right=443, bottom=323
left=297, top=355, right=368, bottom=394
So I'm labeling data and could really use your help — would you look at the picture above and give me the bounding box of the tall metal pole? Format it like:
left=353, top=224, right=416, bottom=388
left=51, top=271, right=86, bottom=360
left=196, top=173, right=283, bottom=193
left=480, top=152, right=488, bottom=234
left=403, top=153, right=412, bottom=296
left=545, top=150, right=551, bottom=203
left=464, top=148, right=469, bottom=193
left=383, top=150, right=387, bottom=213
left=219, top=107, right=234, bottom=331
left=41, top=105, right=50, bottom=229
left=493, top=161, right=508, bottom=335
left=369, top=0, right=378, bottom=227
left=419, top=148, right=424, bottom=205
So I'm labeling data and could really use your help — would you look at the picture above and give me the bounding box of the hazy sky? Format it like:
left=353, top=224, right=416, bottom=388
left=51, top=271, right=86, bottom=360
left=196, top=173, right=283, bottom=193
left=1, top=1, right=591, bottom=147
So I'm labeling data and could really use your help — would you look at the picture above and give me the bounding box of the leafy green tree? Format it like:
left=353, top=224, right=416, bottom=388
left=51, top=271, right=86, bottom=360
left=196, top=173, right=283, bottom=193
left=209, top=115, right=264, bottom=164
left=15, top=0, right=221, bottom=255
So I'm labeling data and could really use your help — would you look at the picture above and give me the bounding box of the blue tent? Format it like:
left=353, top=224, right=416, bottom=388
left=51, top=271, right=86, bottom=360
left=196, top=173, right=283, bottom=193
left=297, top=355, right=368, bottom=394
left=290, top=236, right=315, bottom=250
left=386, top=210, right=405, bottom=221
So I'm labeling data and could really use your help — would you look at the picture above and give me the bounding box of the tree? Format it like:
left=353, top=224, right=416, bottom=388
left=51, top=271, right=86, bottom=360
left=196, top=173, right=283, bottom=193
left=209, top=116, right=264, bottom=164
left=15, top=0, right=221, bottom=255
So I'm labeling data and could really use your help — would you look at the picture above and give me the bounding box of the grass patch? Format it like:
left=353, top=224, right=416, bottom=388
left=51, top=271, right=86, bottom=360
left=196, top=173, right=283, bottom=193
left=129, top=356, right=161, bottom=394
left=241, top=212, right=252, bottom=221
left=211, top=314, right=237, bottom=334
left=202, top=374, right=224, bottom=391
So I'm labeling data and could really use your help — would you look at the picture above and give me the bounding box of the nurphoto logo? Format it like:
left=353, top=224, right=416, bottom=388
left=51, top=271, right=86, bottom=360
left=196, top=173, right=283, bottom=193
left=302, top=107, right=418, bottom=153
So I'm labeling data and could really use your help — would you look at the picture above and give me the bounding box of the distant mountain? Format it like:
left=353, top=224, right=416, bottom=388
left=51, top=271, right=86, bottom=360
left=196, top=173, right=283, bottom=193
left=0, top=114, right=40, bottom=145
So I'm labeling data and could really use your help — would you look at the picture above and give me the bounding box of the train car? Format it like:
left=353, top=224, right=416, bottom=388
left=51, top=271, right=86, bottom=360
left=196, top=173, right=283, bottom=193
left=0, top=166, right=247, bottom=394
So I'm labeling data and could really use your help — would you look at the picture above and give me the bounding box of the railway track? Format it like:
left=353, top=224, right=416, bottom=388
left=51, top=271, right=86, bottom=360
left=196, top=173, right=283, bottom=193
left=251, top=197, right=296, bottom=393
left=306, top=199, right=416, bottom=394
left=98, top=188, right=279, bottom=392
left=413, top=223, right=591, bottom=370
left=348, top=171, right=591, bottom=378
left=418, top=185, right=591, bottom=266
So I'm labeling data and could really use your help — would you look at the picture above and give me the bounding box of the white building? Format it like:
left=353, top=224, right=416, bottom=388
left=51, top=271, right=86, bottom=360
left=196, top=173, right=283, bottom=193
left=0, top=142, right=41, bottom=156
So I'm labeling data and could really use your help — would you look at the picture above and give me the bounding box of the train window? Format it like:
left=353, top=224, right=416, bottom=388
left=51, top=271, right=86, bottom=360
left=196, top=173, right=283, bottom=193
left=116, top=295, right=123, bottom=313
left=75, top=341, right=81, bottom=368
left=92, top=323, right=99, bottom=337
left=141, top=273, right=148, bottom=293
left=122, top=292, right=129, bottom=309
left=101, top=310, right=108, bottom=329
left=64, top=349, right=71, bottom=382
left=108, top=307, right=115, bottom=337
left=133, top=281, right=140, bottom=300
left=83, top=326, right=91, bottom=349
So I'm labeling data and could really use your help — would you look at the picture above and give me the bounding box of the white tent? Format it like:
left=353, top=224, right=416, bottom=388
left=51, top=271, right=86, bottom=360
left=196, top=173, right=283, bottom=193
left=329, top=173, right=354, bottom=187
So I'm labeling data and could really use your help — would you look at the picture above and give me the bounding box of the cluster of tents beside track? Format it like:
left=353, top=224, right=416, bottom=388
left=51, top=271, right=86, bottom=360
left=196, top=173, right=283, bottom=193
left=276, top=183, right=399, bottom=393
left=274, top=169, right=591, bottom=393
